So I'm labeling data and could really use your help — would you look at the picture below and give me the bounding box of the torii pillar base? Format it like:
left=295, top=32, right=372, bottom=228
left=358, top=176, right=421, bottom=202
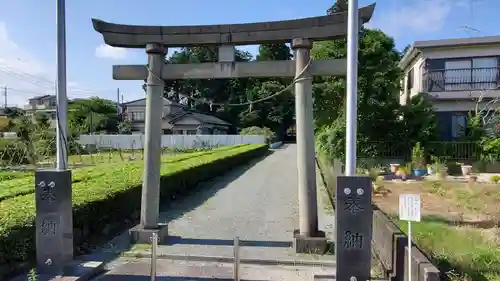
left=293, top=229, right=328, bottom=254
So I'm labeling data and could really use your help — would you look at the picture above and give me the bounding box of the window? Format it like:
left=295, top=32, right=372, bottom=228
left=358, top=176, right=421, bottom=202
left=472, top=57, right=498, bottom=89
left=444, top=60, right=471, bottom=91
left=407, top=68, right=414, bottom=90
left=130, top=111, right=145, bottom=121
left=444, top=57, right=499, bottom=91
left=451, top=114, right=467, bottom=139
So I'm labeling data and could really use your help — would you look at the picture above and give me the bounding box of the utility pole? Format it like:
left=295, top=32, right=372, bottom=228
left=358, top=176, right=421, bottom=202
left=56, top=0, right=69, bottom=170
left=116, top=88, right=121, bottom=115
left=345, top=0, right=359, bottom=176
left=3, top=86, right=7, bottom=108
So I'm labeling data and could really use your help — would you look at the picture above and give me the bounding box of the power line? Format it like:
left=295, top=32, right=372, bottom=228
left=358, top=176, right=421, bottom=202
left=0, top=63, right=114, bottom=97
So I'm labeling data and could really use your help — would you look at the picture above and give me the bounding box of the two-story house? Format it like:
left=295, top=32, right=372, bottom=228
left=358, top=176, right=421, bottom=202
left=399, top=36, right=500, bottom=140
left=24, top=95, right=58, bottom=127
left=122, top=97, right=231, bottom=135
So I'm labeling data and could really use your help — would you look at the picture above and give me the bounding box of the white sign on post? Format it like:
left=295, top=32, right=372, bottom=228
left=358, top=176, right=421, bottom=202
left=399, top=194, right=421, bottom=222
left=399, top=194, right=421, bottom=281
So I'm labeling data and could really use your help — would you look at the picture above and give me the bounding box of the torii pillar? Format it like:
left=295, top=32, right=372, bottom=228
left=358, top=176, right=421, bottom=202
left=292, top=38, right=318, bottom=235
left=130, top=43, right=170, bottom=243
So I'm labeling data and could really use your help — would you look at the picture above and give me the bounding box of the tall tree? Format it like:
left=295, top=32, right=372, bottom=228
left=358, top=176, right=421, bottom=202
left=3, top=107, right=24, bottom=119
left=239, top=44, right=295, bottom=139
left=312, top=10, right=410, bottom=159
left=68, top=98, right=119, bottom=134
left=327, top=0, right=348, bottom=14
left=256, top=44, right=292, bottom=61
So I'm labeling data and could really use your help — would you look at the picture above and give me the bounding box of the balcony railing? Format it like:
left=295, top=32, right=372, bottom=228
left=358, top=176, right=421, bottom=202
left=422, top=67, right=500, bottom=92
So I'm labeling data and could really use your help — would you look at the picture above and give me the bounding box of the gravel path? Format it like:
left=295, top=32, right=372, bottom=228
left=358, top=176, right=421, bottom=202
left=160, top=144, right=301, bottom=242
left=88, top=144, right=335, bottom=268
left=130, top=144, right=336, bottom=263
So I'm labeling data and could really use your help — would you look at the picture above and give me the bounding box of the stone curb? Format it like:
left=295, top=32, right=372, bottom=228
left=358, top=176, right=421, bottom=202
left=121, top=252, right=337, bottom=267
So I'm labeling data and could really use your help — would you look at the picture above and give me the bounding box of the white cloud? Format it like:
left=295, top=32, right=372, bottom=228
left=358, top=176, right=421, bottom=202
left=0, top=21, right=53, bottom=107
left=368, top=0, right=456, bottom=37
left=0, top=22, right=110, bottom=107
left=95, top=44, right=128, bottom=60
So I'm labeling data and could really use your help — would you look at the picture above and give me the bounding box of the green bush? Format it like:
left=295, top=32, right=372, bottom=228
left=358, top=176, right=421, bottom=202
left=0, top=145, right=245, bottom=202
left=240, top=126, right=277, bottom=144
left=0, top=144, right=268, bottom=277
left=483, top=138, right=500, bottom=160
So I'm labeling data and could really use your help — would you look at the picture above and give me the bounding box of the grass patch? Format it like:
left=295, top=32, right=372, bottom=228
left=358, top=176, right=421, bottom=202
left=397, top=219, right=500, bottom=281
left=375, top=180, right=500, bottom=281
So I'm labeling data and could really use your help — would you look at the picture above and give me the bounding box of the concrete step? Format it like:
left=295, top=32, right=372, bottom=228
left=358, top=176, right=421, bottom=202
left=119, top=241, right=336, bottom=268
left=93, top=258, right=334, bottom=281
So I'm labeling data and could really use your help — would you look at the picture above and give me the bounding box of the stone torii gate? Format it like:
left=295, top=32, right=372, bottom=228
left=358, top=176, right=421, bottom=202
left=92, top=4, right=374, bottom=253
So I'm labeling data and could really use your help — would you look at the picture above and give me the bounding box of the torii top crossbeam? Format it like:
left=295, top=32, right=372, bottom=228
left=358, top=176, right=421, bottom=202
left=92, top=4, right=375, bottom=48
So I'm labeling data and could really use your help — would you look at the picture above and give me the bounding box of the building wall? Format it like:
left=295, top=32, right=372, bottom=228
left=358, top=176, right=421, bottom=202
left=402, top=44, right=500, bottom=107
left=124, top=100, right=184, bottom=122
left=432, top=100, right=494, bottom=112
left=425, top=45, right=500, bottom=60
left=401, top=56, right=426, bottom=104
left=78, top=134, right=265, bottom=149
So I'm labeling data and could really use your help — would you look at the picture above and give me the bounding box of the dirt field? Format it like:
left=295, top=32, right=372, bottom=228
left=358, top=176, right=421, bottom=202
left=374, top=180, right=500, bottom=223
left=372, top=179, right=500, bottom=281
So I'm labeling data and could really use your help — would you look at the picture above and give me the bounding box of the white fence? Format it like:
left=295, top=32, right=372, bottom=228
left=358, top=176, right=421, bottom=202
left=77, top=134, right=266, bottom=149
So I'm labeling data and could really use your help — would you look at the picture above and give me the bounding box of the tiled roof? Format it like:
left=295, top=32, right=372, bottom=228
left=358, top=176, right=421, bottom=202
left=167, top=111, right=231, bottom=126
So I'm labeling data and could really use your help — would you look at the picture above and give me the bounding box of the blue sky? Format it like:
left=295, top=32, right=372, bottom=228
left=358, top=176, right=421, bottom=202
left=0, top=0, right=498, bottom=107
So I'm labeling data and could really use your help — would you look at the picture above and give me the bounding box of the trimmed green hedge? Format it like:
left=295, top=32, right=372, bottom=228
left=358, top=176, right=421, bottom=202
left=0, top=171, right=30, bottom=181
left=0, top=144, right=267, bottom=277
left=0, top=145, right=246, bottom=202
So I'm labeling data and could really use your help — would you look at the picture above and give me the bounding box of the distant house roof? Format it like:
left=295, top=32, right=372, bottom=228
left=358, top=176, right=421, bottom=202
left=121, top=97, right=183, bottom=107
left=399, top=35, right=500, bottom=70
left=29, top=95, right=55, bottom=101
left=168, top=111, right=231, bottom=126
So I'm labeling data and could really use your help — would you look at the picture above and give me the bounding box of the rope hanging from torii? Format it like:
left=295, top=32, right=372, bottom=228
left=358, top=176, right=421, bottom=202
left=146, top=57, right=312, bottom=110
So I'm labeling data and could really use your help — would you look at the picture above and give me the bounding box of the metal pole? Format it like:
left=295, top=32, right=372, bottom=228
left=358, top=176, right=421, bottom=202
left=345, top=0, right=359, bottom=176
left=408, top=221, right=412, bottom=281
left=116, top=88, right=121, bottom=115
left=3, top=86, right=7, bottom=107
left=233, top=237, right=240, bottom=281
left=150, top=233, right=158, bottom=281
left=56, top=0, right=69, bottom=170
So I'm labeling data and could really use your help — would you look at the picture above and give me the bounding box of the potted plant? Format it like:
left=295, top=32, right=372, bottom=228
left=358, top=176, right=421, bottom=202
left=459, top=162, right=473, bottom=176
left=396, top=164, right=410, bottom=181
left=427, top=164, right=435, bottom=175
left=433, top=163, right=448, bottom=180
left=390, top=163, right=400, bottom=173
left=411, top=142, right=427, bottom=177
left=490, top=175, right=500, bottom=184
left=427, top=156, right=439, bottom=175
left=468, top=174, right=478, bottom=183
left=368, top=168, right=382, bottom=192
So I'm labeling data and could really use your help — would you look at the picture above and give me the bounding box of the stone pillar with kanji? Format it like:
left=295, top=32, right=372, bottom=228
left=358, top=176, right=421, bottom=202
left=335, top=176, right=373, bottom=281
left=35, top=169, right=73, bottom=274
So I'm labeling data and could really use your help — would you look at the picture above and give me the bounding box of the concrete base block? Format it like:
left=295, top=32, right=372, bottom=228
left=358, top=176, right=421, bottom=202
left=10, top=260, right=104, bottom=281
left=129, top=223, right=168, bottom=244
left=293, top=229, right=328, bottom=254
